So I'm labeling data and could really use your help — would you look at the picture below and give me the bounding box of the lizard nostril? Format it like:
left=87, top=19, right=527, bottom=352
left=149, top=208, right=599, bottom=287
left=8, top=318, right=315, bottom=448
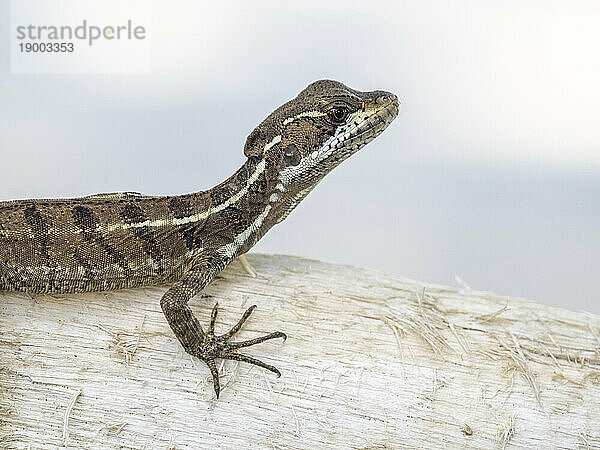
left=376, top=93, right=399, bottom=108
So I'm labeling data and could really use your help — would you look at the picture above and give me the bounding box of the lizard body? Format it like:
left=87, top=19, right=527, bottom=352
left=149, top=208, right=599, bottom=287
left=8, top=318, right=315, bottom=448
left=0, top=80, right=399, bottom=397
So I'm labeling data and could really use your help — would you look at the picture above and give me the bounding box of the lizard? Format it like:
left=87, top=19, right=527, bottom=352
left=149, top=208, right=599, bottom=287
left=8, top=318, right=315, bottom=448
left=0, top=80, right=399, bottom=398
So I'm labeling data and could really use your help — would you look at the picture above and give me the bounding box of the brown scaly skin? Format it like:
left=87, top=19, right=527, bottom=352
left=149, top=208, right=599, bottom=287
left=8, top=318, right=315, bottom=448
left=0, top=80, right=399, bottom=397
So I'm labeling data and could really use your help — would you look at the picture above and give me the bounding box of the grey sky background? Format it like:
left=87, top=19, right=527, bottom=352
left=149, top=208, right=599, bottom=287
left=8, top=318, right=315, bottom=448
left=1, top=0, right=598, bottom=312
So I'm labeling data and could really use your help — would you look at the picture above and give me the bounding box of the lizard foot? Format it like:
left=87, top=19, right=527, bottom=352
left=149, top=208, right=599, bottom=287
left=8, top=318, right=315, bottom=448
left=194, top=303, right=286, bottom=398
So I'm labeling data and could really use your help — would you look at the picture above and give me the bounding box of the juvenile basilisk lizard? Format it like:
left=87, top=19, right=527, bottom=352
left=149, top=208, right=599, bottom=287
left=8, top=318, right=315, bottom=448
left=0, top=80, right=399, bottom=397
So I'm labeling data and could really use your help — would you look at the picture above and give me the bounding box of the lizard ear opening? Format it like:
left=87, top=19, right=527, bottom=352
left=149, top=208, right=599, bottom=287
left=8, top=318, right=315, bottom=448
left=244, top=128, right=264, bottom=160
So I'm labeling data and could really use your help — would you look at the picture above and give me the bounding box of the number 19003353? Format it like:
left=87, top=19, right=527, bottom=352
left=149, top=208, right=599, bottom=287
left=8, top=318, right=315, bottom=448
left=19, top=42, right=74, bottom=52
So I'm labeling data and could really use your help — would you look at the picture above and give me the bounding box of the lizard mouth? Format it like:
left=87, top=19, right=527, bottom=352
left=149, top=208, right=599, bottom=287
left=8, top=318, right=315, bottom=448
left=345, top=93, right=399, bottom=151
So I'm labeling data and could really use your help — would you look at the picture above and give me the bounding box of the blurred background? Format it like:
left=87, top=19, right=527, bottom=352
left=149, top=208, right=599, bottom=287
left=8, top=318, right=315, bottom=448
left=1, top=0, right=598, bottom=312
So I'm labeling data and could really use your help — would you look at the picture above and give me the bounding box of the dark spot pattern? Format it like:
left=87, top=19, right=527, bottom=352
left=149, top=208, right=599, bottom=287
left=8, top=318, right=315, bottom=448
left=72, top=205, right=131, bottom=276
left=169, top=197, right=203, bottom=250
left=121, top=203, right=147, bottom=225
left=72, top=246, right=94, bottom=279
left=220, top=206, right=249, bottom=235
left=120, top=203, right=162, bottom=262
left=23, top=204, right=50, bottom=262
left=72, top=205, right=96, bottom=230
left=168, top=197, right=194, bottom=219
left=210, top=184, right=233, bottom=206
left=244, top=127, right=266, bottom=159
left=247, top=171, right=268, bottom=207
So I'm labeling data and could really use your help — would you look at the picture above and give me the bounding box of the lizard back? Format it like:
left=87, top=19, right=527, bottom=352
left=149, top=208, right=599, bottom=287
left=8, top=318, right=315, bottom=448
left=0, top=193, right=207, bottom=293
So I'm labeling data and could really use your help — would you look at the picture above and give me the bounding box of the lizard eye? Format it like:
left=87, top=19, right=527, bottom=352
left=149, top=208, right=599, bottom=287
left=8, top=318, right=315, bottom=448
left=327, top=107, right=349, bottom=124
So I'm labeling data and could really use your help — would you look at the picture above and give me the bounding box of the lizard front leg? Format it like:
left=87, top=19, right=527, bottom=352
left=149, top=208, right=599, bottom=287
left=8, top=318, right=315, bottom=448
left=160, top=254, right=286, bottom=398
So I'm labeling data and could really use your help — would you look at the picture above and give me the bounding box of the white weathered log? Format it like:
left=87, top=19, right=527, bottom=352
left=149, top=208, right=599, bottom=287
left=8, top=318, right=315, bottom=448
left=1, top=254, right=599, bottom=448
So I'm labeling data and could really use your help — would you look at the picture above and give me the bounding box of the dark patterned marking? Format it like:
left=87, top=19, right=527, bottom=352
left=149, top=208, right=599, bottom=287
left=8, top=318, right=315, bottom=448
left=120, top=203, right=162, bottom=263
left=72, top=246, right=94, bottom=280
left=220, top=206, right=249, bottom=235
left=23, top=204, right=50, bottom=262
left=234, top=165, right=250, bottom=185
left=203, top=203, right=252, bottom=246
left=72, top=205, right=96, bottom=230
left=210, top=183, right=233, bottom=206
left=246, top=170, right=268, bottom=207
left=169, top=197, right=203, bottom=250
left=72, top=205, right=131, bottom=277
left=23, top=203, right=58, bottom=290
left=121, top=203, right=147, bottom=225
left=243, top=127, right=267, bottom=159
left=169, top=197, right=194, bottom=218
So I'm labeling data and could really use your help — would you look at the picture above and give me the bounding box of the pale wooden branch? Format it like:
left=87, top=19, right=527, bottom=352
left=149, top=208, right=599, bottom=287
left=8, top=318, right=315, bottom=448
left=1, top=254, right=599, bottom=449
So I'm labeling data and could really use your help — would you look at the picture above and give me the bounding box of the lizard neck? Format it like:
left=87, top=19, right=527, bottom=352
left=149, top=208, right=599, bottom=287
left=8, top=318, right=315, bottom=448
left=203, top=158, right=275, bottom=215
left=187, top=158, right=281, bottom=259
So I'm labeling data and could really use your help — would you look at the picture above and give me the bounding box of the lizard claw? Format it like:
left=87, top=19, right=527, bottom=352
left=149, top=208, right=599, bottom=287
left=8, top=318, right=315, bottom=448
left=195, top=303, right=286, bottom=398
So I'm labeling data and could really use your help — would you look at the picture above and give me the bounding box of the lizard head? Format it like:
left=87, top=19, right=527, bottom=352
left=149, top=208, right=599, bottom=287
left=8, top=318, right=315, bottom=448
left=244, top=80, right=399, bottom=197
